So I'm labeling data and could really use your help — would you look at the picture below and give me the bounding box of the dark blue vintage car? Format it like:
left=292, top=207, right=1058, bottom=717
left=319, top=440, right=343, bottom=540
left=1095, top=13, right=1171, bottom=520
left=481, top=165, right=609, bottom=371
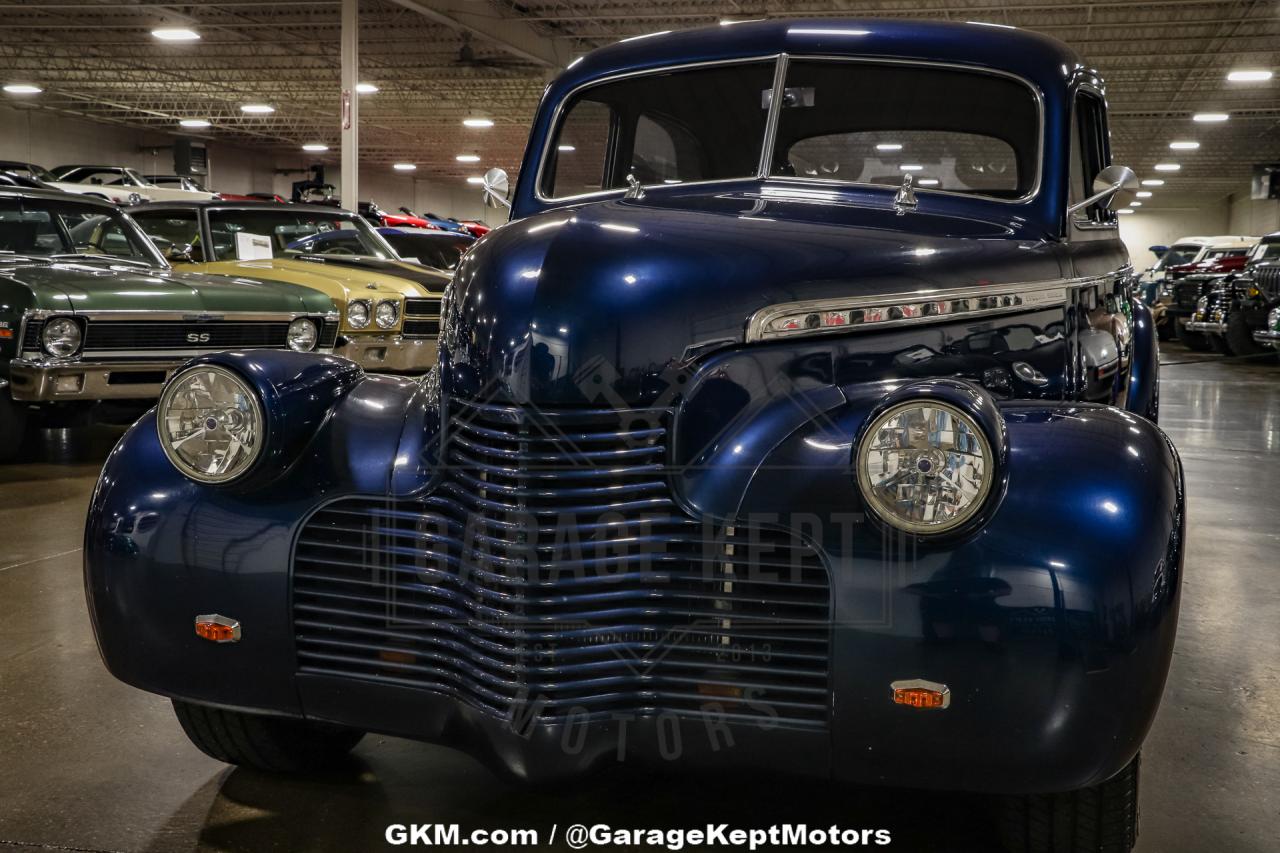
left=86, top=19, right=1181, bottom=852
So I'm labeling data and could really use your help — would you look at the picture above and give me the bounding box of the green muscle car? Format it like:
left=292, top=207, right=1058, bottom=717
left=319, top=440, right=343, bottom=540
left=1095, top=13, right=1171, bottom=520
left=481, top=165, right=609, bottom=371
left=0, top=188, right=338, bottom=461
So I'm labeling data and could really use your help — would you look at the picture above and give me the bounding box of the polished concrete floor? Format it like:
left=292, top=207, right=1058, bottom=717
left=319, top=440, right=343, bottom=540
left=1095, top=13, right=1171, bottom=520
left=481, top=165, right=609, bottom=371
left=1, top=343, right=1277, bottom=853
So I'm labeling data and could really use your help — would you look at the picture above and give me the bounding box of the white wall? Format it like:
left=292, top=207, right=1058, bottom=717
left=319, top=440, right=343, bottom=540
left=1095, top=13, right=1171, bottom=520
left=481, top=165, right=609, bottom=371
left=1227, top=194, right=1280, bottom=238
left=1118, top=199, right=1231, bottom=272
left=0, top=103, right=491, bottom=222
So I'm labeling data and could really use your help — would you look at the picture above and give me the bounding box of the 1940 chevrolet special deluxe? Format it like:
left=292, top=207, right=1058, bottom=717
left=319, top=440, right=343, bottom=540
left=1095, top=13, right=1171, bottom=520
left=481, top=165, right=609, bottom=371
left=86, top=19, right=1182, bottom=852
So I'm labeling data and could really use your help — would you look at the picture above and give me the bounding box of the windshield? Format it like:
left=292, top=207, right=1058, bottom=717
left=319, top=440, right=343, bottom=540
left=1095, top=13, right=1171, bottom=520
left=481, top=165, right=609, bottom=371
left=1251, top=241, right=1280, bottom=262
left=57, top=167, right=150, bottom=187
left=0, top=196, right=165, bottom=266
left=2, top=163, right=57, bottom=182
left=205, top=208, right=396, bottom=261
left=1154, top=244, right=1202, bottom=270
left=382, top=231, right=473, bottom=271
left=543, top=59, right=1041, bottom=201
left=1202, top=248, right=1247, bottom=260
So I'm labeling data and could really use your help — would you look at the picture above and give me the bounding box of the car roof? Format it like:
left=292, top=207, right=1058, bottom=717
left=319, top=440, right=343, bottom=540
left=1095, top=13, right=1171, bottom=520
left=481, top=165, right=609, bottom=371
left=0, top=187, right=118, bottom=209
left=128, top=200, right=356, bottom=215
left=1204, top=236, right=1257, bottom=248
left=55, top=165, right=129, bottom=171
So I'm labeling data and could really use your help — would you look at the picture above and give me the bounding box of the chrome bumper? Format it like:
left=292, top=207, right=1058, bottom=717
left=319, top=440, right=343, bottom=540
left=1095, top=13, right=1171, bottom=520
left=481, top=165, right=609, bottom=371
left=1253, top=329, right=1280, bottom=347
left=1184, top=320, right=1227, bottom=334
left=335, top=336, right=437, bottom=373
left=9, top=358, right=183, bottom=402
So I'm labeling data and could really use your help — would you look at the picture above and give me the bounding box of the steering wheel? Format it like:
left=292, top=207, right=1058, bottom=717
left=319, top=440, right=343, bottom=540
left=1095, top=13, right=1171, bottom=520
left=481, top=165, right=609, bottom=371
left=320, top=246, right=356, bottom=255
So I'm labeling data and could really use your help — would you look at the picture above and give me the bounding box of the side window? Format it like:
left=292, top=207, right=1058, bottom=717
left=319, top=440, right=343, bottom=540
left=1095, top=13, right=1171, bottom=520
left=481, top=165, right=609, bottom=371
left=544, top=100, right=614, bottom=198
left=631, top=114, right=704, bottom=184
left=1072, top=92, right=1112, bottom=225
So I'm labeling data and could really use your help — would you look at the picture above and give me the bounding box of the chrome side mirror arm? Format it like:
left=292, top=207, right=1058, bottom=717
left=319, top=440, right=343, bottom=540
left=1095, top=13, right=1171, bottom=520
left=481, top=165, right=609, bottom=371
left=1068, top=164, right=1139, bottom=215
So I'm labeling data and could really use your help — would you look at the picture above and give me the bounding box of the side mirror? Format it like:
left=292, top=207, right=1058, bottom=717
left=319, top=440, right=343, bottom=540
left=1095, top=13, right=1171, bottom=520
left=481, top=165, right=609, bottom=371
left=481, top=167, right=511, bottom=211
left=1068, top=165, right=1139, bottom=215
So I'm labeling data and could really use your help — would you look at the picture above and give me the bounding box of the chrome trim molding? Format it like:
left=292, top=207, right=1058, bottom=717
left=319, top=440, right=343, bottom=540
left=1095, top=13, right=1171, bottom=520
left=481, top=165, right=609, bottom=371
left=1184, top=321, right=1227, bottom=334
left=20, top=308, right=340, bottom=323
left=756, top=53, right=790, bottom=179
left=745, top=276, right=1101, bottom=343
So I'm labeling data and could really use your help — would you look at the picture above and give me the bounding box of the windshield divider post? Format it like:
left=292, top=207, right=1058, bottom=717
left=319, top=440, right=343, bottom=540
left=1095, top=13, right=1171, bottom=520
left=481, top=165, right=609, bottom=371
left=757, top=54, right=790, bottom=180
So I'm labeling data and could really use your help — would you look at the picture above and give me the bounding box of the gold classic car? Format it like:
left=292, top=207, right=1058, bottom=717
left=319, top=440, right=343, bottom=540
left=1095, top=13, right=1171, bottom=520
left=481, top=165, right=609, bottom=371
left=128, top=201, right=448, bottom=373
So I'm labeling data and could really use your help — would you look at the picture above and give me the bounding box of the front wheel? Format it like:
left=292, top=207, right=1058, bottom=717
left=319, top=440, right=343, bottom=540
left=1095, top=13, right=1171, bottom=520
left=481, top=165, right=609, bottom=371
left=172, top=699, right=365, bottom=772
left=998, top=754, right=1140, bottom=853
left=1225, top=311, right=1272, bottom=360
left=0, top=394, right=29, bottom=463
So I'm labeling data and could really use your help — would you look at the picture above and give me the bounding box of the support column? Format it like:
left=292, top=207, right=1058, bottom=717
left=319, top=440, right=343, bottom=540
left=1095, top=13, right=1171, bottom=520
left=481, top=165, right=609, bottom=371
left=340, top=0, right=359, bottom=209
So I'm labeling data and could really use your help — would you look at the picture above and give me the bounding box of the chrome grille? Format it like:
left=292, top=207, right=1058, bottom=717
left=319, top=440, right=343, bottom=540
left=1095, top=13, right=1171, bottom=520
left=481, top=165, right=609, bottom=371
left=1254, top=266, right=1280, bottom=302
left=403, top=297, right=441, bottom=340
left=292, top=399, right=832, bottom=728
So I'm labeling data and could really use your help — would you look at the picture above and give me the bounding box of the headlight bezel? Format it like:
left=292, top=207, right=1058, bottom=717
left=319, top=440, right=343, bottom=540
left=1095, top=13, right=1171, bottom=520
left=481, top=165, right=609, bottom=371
left=346, top=299, right=372, bottom=330
left=287, top=317, right=319, bottom=352
left=854, top=396, right=999, bottom=537
left=156, top=364, right=266, bottom=485
left=40, top=316, right=83, bottom=359
left=374, top=298, right=400, bottom=329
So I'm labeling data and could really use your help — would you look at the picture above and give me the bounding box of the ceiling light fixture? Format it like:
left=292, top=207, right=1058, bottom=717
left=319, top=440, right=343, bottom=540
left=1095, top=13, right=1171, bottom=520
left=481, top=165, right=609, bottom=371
left=1226, top=70, right=1273, bottom=82
left=466, top=176, right=485, bottom=184
left=302, top=143, right=328, bottom=152
left=1154, top=163, right=1181, bottom=172
left=899, top=164, right=924, bottom=171
left=1136, top=191, right=1153, bottom=198
left=1169, top=141, right=1200, bottom=150
left=558, top=144, right=576, bottom=152
left=876, top=143, right=903, bottom=151
left=151, top=27, right=201, bottom=41
left=463, top=118, right=494, bottom=128
left=393, top=163, right=416, bottom=171
left=179, top=118, right=211, bottom=128
left=240, top=104, right=274, bottom=114
left=3, top=83, right=42, bottom=95
left=356, top=83, right=378, bottom=94
left=455, top=154, right=480, bottom=163
left=1193, top=112, right=1229, bottom=123
left=1141, top=179, right=1165, bottom=187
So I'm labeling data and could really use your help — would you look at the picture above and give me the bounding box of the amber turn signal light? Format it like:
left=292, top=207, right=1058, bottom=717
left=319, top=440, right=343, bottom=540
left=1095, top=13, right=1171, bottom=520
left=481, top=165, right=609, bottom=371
left=194, top=614, right=241, bottom=643
left=890, top=679, right=950, bottom=710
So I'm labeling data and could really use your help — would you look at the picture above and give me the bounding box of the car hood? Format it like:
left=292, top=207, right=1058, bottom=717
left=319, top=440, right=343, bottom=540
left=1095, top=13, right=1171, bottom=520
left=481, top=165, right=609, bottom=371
left=293, top=254, right=451, bottom=291
left=445, top=191, right=1072, bottom=404
left=7, top=261, right=326, bottom=314
left=201, top=258, right=435, bottom=300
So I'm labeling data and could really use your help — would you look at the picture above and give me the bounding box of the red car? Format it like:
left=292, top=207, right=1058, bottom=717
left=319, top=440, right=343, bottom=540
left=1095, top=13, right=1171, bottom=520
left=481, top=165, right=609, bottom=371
left=459, top=219, right=491, bottom=237
left=359, top=201, right=439, bottom=230
left=1167, top=249, right=1249, bottom=280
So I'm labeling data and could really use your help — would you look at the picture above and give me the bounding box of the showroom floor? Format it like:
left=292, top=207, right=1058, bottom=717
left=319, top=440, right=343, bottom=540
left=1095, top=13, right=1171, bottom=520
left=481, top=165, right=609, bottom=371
left=0, top=345, right=1276, bottom=853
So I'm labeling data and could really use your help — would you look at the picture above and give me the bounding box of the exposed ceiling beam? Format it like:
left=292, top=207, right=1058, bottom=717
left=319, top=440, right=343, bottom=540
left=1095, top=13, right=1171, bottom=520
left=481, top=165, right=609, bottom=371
left=385, top=0, right=570, bottom=68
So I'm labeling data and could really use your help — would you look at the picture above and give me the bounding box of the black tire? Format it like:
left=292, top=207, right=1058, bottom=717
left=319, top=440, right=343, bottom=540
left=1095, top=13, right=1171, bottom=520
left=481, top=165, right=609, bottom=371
left=0, top=394, right=29, bottom=463
left=172, top=699, right=364, bottom=772
left=998, top=754, right=1140, bottom=853
left=1174, top=321, right=1212, bottom=352
left=1210, top=333, right=1233, bottom=356
left=1224, top=311, right=1271, bottom=359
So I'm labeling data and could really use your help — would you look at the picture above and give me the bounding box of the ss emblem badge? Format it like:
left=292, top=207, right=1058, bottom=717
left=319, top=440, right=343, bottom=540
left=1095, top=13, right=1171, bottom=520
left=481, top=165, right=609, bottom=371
left=186, top=332, right=212, bottom=343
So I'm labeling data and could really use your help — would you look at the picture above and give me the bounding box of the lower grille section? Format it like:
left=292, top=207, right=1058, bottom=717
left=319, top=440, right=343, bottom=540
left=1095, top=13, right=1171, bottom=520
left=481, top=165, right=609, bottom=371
left=21, top=317, right=337, bottom=356
left=402, top=297, right=441, bottom=340
left=292, top=399, right=832, bottom=728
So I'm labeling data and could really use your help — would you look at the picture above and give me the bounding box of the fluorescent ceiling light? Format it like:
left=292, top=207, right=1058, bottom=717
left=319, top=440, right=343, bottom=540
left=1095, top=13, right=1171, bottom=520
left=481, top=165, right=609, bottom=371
left=899, top=164, right=924, bottom=171
left=466, top=176, right=484, bottom=184
left=1141, top=179, right=1165, bottom=187
left=3, top=84, right=42, bottom=95
left=1136, top=191, right=1153, bottom=198
left=151, top=28, right=200, bottom=41
left=302, top=143, right=328, bottom=152
left=1193, top=113, right=1228, bottom=123
left=876, top=143, right=903, bottom=151
left=1226, top=70, right=1272, bottom=82
left=356, top=83, right=378, bottom=94
left=463, top=118, right=494, bottom=128
left=1169, top=141, right=1200, bottom=150
left=240, top=104, right=274, bottom=114
left=179, top=119, right=211, bottom=128
left=787, top=27, right=871, bottom=36
left=1117, top=209, right=1135, bottom=215
left=1154, top=163, right=1181, bottom=172
left=917, top=178, right=940, bottom=186
left=557, top=144, right=576, bottom=152
left=1130, top=201, right=1142, bottom=207
left=455, top=154, right=481, bottom=163
left=393, top=163, right=416, bottom=171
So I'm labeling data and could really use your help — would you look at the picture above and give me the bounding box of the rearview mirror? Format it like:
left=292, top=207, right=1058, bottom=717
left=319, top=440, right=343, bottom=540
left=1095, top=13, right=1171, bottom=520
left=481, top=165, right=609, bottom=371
left=165, top=244, right=195, bottom=264
left=481, top=167, right=511, bottom=211
left=1068, top=165, right=1139, bottom=215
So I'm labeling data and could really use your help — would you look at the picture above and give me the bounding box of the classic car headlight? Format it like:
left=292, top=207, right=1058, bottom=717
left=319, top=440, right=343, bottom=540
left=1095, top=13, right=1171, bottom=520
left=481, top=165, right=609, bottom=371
left=157, top=365, right=264, bottom=484
left=287, top=317, right=318, bottom=352
left=346, top=299, right=371, bottom=329
left=41, top=317, right=82, bottom=358
left=375, top=299, right=400, bottom=329
left=855, top=400, right=993, bottom=535
left=126, top=192, right=143, bottom=206
left=1270, top=306, right=1280, bottom=330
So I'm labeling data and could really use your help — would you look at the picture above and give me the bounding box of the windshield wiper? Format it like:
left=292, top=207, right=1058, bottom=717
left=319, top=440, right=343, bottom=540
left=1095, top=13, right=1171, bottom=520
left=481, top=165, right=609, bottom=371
left=51, top=253, right=155, bottom=269
left=0, top=252, right=53, bottom=264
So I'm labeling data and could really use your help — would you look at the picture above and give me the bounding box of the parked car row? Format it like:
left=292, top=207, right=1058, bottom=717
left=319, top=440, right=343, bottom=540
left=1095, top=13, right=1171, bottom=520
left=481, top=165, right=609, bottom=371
left=0, top=187, right=480, bottom=459
left=1140, top=232, right=1280, bottom=357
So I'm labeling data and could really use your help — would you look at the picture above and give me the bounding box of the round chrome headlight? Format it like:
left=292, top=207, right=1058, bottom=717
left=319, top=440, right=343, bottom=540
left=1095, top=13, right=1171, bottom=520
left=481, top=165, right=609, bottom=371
left=127, top=193, right=143, bottom=206
left=157, top=365, right=264, bottom=483
left=346, top=299, right=371, bottom=329
left=287, top=317, right=318, bottom=352
left=856, top=400, right=993, bottom=535
left=374, top=299, right=399, bottom=329
left=41, top=317, right=82, bottom=358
